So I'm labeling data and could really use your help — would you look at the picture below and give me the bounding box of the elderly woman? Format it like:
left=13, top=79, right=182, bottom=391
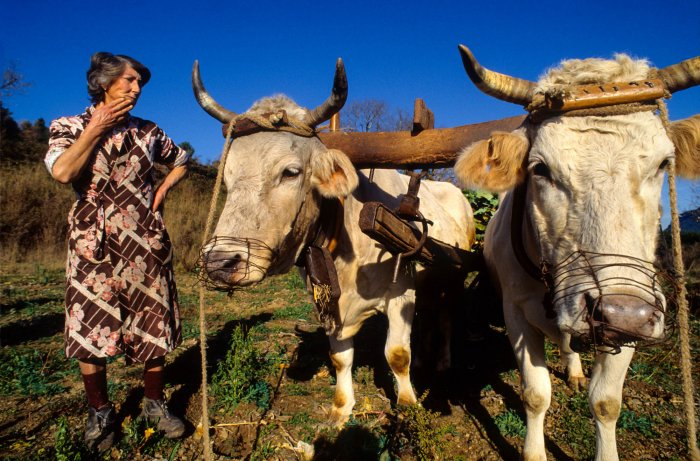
left=45, top=52, right=189, bottom=451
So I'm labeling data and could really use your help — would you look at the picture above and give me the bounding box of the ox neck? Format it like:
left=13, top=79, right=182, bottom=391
left=295, top=196, right=344, bottom=267
left=510, top=178, right=556, bottom=318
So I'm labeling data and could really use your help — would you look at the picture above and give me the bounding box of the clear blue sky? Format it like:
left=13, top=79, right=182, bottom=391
left=2, top=0, right=698, bottom=221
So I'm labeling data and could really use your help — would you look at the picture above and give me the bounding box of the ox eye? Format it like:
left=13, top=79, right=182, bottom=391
left=281, top=167, right=301, bottom=179
left=658, top=159, right=670, bottom=172
left=531, top=162, right=551, bottom=180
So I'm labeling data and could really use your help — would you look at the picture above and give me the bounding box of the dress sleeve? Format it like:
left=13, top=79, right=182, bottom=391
left=154, top=127, right=190, bottom=168
left=45, top=117, right=77, bottom=176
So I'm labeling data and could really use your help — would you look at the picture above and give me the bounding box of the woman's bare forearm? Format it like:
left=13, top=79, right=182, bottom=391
left=152, top=165, right=188, bottom=211
left=51, top=125, right=104, bottom=183
left=51, top=98, right=134, bottom=184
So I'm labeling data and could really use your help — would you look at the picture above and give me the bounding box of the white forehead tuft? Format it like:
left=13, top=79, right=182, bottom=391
left=246, top=94, right=309, bottom=120
left=536, top=54, right=651, bottom=94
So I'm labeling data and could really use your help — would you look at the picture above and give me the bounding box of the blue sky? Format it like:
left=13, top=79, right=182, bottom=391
left=2, top=0, right=698, bottom=220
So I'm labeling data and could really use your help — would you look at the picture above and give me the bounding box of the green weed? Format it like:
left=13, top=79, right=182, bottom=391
left=119, top=414, right=178, bottom=458
left=555, top=390, right=596, bottom=459
left=353, top=365, right=374, bottom=386
left=289, top=411, right=317, bottom=442
left=211, top=326, right=274, bottom=412
left=285, top=271, right=306, bottom=290
left=385, top=393, right=450, bottom=460
left=617, top=408, right=657, bottom=437
left=250, top=423, right=277, bottom=461
left=272, top=302, right=313, bottom=320
left=54, top=416, right=87, bottom=461
left=0, top=349, right=66, bottom=396
left=628, top=361, right=657, bottom=384
left=494, top=408, right=526, bottom=438
left=285, top=382, right=310, bottom=396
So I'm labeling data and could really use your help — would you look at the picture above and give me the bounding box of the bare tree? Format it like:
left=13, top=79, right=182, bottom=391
left=1, top=63, right=30, bottom=103
left=1, top=63, right=31, bottom=150
left=341, top=99, right=411, bottom=133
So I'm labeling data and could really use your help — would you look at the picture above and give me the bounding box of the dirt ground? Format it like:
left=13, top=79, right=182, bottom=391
left=0, top=265, right=697, bottom=460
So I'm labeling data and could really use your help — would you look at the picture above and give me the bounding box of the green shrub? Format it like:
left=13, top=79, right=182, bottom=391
left=494, top=408, right=526, bottom=438
left=211, top=326, right=273, bottom=412
left=463, top=189, right=499, bottom=249
left=385, top=393, right=450, bottom=460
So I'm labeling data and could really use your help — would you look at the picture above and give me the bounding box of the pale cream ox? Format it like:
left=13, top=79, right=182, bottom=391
left=453, top=46, right=700, bottom=461
left=193, top=60, right=474, bottom=425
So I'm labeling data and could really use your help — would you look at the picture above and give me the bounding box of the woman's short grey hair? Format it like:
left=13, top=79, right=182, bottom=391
left=86, top=52, right=151, bottom=104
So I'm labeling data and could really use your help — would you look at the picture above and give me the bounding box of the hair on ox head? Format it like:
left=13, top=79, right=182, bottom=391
left=536, top=53, right=650, bottom=93
left=311, top=148, right=359, bottom=198
left=246, top=94, right=308, bottom=120
left=669, top=114, right=700, bottom=179
left=454, top=127, right=530, bottom=192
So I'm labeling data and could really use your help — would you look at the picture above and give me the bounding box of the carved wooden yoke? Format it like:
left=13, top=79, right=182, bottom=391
left=323, top=99, right=502, bottom=273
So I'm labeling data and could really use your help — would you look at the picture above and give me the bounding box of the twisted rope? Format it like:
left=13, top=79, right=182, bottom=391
left=227, top=110, right=316, bottom=138
left=197, top=121, right=235, bottom=461
left=656, top=98, right=699, bottom=461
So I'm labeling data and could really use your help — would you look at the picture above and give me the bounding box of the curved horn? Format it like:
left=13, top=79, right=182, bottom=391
left=303, top=58, right=348, bottom=128
left=192, top=60, right=237, bottom=123
left=657, top=55, right=700, bottom=94
left=458, top=45, right=536, bottom=106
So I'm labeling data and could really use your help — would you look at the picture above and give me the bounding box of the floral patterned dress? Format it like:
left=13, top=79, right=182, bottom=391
left=45, top=106, right=189, bottom=363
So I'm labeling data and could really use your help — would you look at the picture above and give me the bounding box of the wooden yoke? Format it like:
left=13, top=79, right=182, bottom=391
left=330, top=98, right=493, bottom=273
left=318, top=114, right=525, bottom=169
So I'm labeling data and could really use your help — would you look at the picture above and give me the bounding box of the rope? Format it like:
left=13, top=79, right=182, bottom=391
left=197, top=121, right=235, bottom=461
left=657, top=98, right=699, bottom=461
left=228, top=111, right=316, bottom=138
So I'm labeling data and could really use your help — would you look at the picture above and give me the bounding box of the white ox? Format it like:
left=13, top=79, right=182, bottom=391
left=193, top=60, right=474, bottom=425
left=454, top=46, right=700, bottom=461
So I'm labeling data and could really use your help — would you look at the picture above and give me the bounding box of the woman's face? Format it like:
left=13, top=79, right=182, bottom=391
left=103, top=65, right=142, bottom=106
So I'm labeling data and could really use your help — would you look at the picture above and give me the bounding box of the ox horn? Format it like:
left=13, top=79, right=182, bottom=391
left=458, top=44, right=536, bottom=106
left=192, top=60, right=237, bottom=123
left=303, top=58, right=348, bottom=128
left=656, top=55, right=700, bottom=94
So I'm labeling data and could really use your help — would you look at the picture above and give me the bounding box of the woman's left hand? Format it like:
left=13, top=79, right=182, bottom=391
left=152, top=186, right=168, bottom=212
left=151, top=165, right=187, bottom=212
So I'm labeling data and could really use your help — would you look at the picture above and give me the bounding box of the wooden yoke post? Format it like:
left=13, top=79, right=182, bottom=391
left=329, top=112, right=340, bottom=132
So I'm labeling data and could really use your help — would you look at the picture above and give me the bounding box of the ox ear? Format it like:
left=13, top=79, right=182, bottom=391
left=454, top=128, right=530, bottom=192
left=311, top=148, right=359, bottom=198
left=669, top=114, right=700, bottom=179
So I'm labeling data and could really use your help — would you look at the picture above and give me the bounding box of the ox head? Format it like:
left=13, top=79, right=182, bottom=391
left=454, top=45, right=700, bottom=349
left=194, top=59, right=358, bottom=287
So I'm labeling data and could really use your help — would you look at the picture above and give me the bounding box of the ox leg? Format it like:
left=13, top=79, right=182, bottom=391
left=386, top=296, right=417, bottom=406
left=561, top=333, right=587, bottom=391
left=589, top=347, right=634, bottom=461
left=328, top=336, right=355, bottom=426
left=505, top=302, right=550, bottom=461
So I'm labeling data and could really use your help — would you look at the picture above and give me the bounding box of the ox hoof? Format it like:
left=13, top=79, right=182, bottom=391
left=330, top=407, right=351, bottom=428
left=397, top=393, right=418, bottom=406
left=567, top=374, right=588, bottom=392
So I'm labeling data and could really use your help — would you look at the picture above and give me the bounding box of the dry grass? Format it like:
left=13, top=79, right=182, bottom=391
left=0, top=162, right=73, bottom=265
left=0, top=162, right=221, bottom=271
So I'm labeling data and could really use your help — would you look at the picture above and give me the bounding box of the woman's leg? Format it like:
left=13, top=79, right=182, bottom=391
left=79, top=358, right=109, bottom=409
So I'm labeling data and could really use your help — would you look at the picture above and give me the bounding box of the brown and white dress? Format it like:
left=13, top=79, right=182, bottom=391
left=45, top=106, right=189, bottom=363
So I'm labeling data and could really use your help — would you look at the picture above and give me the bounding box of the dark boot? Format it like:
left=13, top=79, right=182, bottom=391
left=84, top=404, right=116, bottom=452
left=140, top=397, right=185, bottom=438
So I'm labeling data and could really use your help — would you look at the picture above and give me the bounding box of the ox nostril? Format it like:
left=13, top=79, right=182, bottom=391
left=584, top=293, right=603, bottom=322
left=220, top=253, right=242, bottom=269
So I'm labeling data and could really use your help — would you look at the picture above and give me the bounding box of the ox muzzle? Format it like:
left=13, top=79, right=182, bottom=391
left=199, top=236, right=276, bottom=289
left=547, top=251, right=667, bottom=352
